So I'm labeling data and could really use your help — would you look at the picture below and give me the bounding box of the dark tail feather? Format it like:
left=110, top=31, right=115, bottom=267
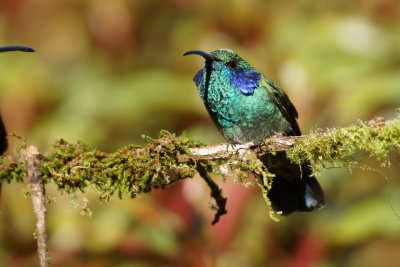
left=261, top=152, right=326, bottom=215
left=267, top=173, right=325, bottom=215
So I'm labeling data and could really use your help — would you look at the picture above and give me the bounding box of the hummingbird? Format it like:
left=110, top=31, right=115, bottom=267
left=184, top=49, right=325, bottom=215
left=0, top=45, right=35, bottom=198
left=0, top=45, right=35, bottom=155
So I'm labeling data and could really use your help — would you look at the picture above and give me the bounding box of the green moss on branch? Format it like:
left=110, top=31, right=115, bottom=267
left=286, top=116, right=400, bottom=176
left=0, top=116, right=399, bottom=211
left=1, top=131, right=204, bottom=201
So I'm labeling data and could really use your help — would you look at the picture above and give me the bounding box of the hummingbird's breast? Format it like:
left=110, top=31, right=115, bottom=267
left=201, top=72, right=291, bottom=143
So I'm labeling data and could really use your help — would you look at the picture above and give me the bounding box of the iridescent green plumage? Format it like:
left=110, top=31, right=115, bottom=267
left=185, top=49, right=325, bottom=214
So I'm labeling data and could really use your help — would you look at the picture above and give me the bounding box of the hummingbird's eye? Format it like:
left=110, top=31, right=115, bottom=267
left=226, top=61, right=237, bottom=69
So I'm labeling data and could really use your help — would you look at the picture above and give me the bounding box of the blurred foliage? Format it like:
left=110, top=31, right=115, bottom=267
left=0, top=0, right=400, bottom=266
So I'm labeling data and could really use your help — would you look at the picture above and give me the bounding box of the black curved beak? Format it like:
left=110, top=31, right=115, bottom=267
left=0, top=46, right=35, bottom=53
left=183, top=50, right=214, bottom=61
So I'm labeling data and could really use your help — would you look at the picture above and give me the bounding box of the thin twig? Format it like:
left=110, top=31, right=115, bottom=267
left=196, top=163, right=227, bottom=225
left=25, top=146, right=50, bottom=267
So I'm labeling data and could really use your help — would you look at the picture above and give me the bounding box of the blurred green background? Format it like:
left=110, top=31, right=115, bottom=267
left=1, top=0, right=400, bottom=266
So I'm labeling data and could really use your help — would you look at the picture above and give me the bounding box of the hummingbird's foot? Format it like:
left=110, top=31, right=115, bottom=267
left=272, top=132, right=288, bottom=138
left=226, top=139, right=239, bottom=152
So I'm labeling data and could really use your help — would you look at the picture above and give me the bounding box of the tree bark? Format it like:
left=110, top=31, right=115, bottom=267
left=25, top=146, right=50, bottom=267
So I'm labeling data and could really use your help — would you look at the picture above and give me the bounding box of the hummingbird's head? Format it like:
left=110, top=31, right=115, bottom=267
left=209, top=49, right=254, bottom=71
left=183, top=49, right=253, bottom=71
left=184, top=49, right=262, bottom=94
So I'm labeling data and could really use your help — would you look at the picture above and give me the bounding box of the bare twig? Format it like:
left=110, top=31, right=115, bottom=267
left=25, top=146, right=50, bottom=267
left=196, top=163, right=227, bottom=225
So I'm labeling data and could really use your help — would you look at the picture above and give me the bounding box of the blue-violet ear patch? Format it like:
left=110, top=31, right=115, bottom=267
left=193, top=69, right=204, bottom=86
left=230, top=70, right=261, bottom=94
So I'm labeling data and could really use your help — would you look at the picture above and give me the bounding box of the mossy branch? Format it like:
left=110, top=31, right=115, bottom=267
left=0, top=115, right=399, bottom=224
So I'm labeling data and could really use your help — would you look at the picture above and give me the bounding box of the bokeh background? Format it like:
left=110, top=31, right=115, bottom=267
left=1, top=0, right=400, bottom=266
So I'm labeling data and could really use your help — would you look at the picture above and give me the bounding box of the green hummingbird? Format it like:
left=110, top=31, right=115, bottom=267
left=184, top=49, right=325, bottom=215
left=0, top=45, right=35, bottom=199
left=0, top=45, right=35, bottom=155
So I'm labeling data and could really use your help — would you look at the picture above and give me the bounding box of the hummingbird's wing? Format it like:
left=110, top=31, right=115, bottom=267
left=259, top=79, right=326, bottom=214
left=264, top=78, right=301, bottom=136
